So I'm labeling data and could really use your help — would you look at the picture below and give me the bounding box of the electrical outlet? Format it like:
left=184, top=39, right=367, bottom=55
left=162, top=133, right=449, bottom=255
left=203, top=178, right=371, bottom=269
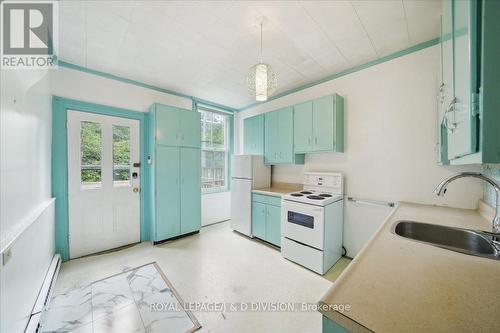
left=2, top=247, right=12, bottom=266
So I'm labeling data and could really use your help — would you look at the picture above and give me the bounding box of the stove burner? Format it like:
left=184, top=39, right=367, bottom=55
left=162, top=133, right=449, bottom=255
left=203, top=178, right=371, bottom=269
left=319, top=194, right=332, bottom=197
left=290, top=193, right=303, bottom=197
left=300, top=191, right=313, bottom=194
left=307, top=195, right=324, bottom=200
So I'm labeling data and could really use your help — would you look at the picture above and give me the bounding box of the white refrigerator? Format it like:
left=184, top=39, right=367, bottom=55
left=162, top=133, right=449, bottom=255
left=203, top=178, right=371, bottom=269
left=231, top=155, right=271, bottom=236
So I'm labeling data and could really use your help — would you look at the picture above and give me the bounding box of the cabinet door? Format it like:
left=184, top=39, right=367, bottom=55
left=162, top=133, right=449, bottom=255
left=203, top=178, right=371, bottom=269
left=179, top=110, right=201, bottom=148
left=180, top=148, right=201, bottom=234
left=278, top=107, right=294, bottom=162
left=155, top=104, right=180, bottom=146
left=252, top=202, right=266, bottom=240
left=244, top=115, right=264, bottom=155
left=448, top=0, right=479, bottom=159
left=293, top=101, right=313, bottom=153
left=313, top=95, right=335, bottom=151
left=155, top=146, right=180, bottom=240
left=265, top=204, right=281, bottom=247
left=264, top=111, right=279, bottom=164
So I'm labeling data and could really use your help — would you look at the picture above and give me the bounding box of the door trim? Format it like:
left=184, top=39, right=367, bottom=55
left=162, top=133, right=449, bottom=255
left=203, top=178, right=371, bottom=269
left=52, top=96, right=149, bottom=261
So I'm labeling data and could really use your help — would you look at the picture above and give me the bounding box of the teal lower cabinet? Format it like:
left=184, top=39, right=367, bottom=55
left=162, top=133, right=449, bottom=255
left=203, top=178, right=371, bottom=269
left=322, top=316, right=351, bottom=333
left=265, top=205, right=281, bottom=246
left=251, top=202, right=266, bottom=240
left=251, top=193, right=282, bottom=247
left=180, top=147, right=201, bottom=234
left=154, top=146, right=201, bottom=241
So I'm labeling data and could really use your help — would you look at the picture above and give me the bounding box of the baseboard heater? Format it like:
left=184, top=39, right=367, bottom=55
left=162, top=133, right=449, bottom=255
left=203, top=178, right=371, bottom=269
left=25, top=254, right=61, bottom=333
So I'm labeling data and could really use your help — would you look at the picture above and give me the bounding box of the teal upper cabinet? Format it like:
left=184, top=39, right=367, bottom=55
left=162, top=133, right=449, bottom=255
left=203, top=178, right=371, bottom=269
left=156, top=104, right=180, bottom=146
left=180, top=110, right=201, bottom=148
left=264, top=107, right=304, bottom=165
left=293, top=101, right=313, bottom=152
left=153, top=103, right=200, bottom=148
left=243, top=114, right=264, bottom=155
left=439, top=0, right=500, bottom=164
left=293, top=94, right=344, bottom=154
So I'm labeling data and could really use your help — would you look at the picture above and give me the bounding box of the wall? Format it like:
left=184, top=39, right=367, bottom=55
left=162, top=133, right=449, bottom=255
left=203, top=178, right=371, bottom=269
left=51, top=67, right=231, bottom=227
left=483, top=165, right=500, bottom=207
left=0, top=69, right=54, bottom=333
left=202, top=191, right=231, bottom=226
left=235, top=46, right=484, bottom=255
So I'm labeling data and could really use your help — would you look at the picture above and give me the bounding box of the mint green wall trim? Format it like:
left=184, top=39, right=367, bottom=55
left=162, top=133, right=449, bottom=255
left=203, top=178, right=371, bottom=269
left=57, top=60, right=237, bottom=113
left=238, top=37, right=440, bottom=111
left=52, top=96, right=150, bottom=261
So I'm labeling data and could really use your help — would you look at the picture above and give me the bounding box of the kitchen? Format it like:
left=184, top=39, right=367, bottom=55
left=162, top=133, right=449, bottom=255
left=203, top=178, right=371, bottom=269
left=1, top=1, right=499, bottom=333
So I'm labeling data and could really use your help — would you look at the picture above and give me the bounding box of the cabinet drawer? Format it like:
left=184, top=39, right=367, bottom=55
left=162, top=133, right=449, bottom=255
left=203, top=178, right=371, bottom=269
left=252, top=193, right=268, bottom=204
left=252, top=193, right=282, bottom=206
left=267, top=195, right=282, bottom=207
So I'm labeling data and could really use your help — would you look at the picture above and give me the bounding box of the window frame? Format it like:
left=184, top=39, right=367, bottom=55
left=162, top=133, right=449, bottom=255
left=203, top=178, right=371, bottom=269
left=199, top=107, right=230, bottom=194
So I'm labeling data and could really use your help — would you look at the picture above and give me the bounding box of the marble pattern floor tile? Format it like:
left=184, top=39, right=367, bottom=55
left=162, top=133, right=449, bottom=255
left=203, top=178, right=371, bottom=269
left=41, top=264, right=198, bottom=333
left=91, top=273, right=135, bottom=320
left=41, top=285, right=93, bottom=332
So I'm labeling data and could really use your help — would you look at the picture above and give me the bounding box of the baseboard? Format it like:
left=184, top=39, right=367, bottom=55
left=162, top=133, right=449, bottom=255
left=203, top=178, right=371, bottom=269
left=25, top=254, right=61, bottom=333
left=153, top=230, right=200, bottom=245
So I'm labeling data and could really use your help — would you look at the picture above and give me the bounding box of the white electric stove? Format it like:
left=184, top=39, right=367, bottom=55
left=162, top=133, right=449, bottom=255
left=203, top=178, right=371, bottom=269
left=281, top=172, right=344, bottom=275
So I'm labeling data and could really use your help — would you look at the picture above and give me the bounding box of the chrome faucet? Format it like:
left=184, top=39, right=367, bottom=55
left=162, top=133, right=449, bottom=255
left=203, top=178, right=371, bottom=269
left=434, top=172, right=500, bottom=233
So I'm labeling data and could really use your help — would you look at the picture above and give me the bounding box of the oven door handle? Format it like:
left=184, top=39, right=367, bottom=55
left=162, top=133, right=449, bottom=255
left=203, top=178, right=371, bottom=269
left=283, top=203, right=323, bottom=214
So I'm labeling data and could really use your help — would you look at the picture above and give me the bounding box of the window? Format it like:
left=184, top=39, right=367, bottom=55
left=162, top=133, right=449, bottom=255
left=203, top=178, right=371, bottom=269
left=113, top=125, right=131, bottom=186
left=80, top=121, right=102, bottom=188
left=200, top=110, right=228, bottom=191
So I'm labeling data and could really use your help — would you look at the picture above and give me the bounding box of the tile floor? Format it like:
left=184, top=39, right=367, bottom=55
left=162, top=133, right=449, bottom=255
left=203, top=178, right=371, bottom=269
left=48, top=221, right=351, bottom=333
left=41, top=263, right=199, bottom=333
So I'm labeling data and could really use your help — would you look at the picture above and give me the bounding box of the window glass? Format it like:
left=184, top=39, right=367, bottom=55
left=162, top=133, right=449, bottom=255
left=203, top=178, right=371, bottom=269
left=81, top=121, right=102, bottom=188
left=200, top=110, right=228, bottom=191
left=113, top=125, right=131, bottom=186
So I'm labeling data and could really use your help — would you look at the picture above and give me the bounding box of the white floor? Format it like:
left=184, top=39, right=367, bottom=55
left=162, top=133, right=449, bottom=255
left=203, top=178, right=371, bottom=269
left=53, top=222, right=335, bottom=333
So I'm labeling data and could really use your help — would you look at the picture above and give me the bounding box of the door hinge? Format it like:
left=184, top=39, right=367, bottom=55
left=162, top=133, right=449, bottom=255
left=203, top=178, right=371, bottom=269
left=471, top=92, right=480, bottom=117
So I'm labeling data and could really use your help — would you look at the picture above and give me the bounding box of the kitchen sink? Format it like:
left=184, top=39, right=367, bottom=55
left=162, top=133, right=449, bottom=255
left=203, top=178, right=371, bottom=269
left=392, top=221, right=500, bottom=260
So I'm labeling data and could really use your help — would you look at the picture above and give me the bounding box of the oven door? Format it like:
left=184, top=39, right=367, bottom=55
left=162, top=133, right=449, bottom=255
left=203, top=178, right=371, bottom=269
left=281, top=200, right=324, bottom=250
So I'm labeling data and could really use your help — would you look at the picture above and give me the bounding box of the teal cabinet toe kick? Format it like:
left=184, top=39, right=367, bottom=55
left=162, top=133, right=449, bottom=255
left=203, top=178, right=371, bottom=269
left=153, top=230, right=200, bottom=245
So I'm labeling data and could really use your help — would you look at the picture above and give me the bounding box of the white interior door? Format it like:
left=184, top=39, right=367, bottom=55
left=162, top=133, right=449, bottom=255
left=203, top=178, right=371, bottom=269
left=67, top=110, right=140, bottom=258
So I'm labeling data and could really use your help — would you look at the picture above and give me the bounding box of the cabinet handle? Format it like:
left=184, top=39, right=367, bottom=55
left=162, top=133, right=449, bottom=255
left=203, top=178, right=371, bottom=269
left=181, top=134, right=184, bottom=140
left=176, top=134, right=179, bottom=140
left=308, top=137, right=311, bottom=145
left=315, top=137, right=318, bottom=144
left=279, top=152, right=282, bottom=158
left=443, top=97, right=457, bottom=133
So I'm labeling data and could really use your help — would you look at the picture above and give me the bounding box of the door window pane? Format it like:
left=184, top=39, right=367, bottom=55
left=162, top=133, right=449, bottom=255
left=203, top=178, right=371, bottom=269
left=113, top=125, right=131, bottom=186
left=80, top=121, right=102, bottom=188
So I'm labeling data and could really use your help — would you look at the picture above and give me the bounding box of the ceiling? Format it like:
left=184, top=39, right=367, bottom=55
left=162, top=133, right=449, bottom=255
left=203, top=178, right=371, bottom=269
left=59, top=0, right=442, bottom=109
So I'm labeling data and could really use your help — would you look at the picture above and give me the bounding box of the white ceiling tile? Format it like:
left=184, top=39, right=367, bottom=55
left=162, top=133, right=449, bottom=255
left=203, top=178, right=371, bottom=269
left=351, top=0, right=410, bottom=56
left=403, top=0, right=442, bottom=45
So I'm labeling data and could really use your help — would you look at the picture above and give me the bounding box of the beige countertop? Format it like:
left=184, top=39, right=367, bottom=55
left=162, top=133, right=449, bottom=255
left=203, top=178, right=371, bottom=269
left=252, top=182, right=302, bottom=197
left=319, top=202, right=500, bottom=333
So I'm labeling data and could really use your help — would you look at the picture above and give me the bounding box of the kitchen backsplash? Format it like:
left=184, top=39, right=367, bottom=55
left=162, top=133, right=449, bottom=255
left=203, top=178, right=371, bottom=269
left=483, top=164, right=500, bottom=206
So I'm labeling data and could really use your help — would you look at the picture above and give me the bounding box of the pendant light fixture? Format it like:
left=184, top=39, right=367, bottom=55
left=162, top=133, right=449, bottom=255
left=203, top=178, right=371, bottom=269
left=246, top=21, right=277, bottom=102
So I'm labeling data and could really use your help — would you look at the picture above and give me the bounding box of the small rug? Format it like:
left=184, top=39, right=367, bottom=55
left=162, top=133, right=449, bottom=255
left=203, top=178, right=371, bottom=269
left=40, top=262, right=201, bottom=333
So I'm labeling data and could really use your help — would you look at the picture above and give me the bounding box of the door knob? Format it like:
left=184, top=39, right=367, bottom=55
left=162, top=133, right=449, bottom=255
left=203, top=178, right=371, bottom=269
left=133, top=187, right=140, bottom=193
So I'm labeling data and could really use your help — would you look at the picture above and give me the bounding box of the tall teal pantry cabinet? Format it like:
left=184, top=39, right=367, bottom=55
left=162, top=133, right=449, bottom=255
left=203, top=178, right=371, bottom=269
left=147, top=103, right=201, bottom=242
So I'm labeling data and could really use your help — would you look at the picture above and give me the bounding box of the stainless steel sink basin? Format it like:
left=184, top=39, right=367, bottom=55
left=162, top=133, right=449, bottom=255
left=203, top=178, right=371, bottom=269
left=392, top=221, right=500, bottom=260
